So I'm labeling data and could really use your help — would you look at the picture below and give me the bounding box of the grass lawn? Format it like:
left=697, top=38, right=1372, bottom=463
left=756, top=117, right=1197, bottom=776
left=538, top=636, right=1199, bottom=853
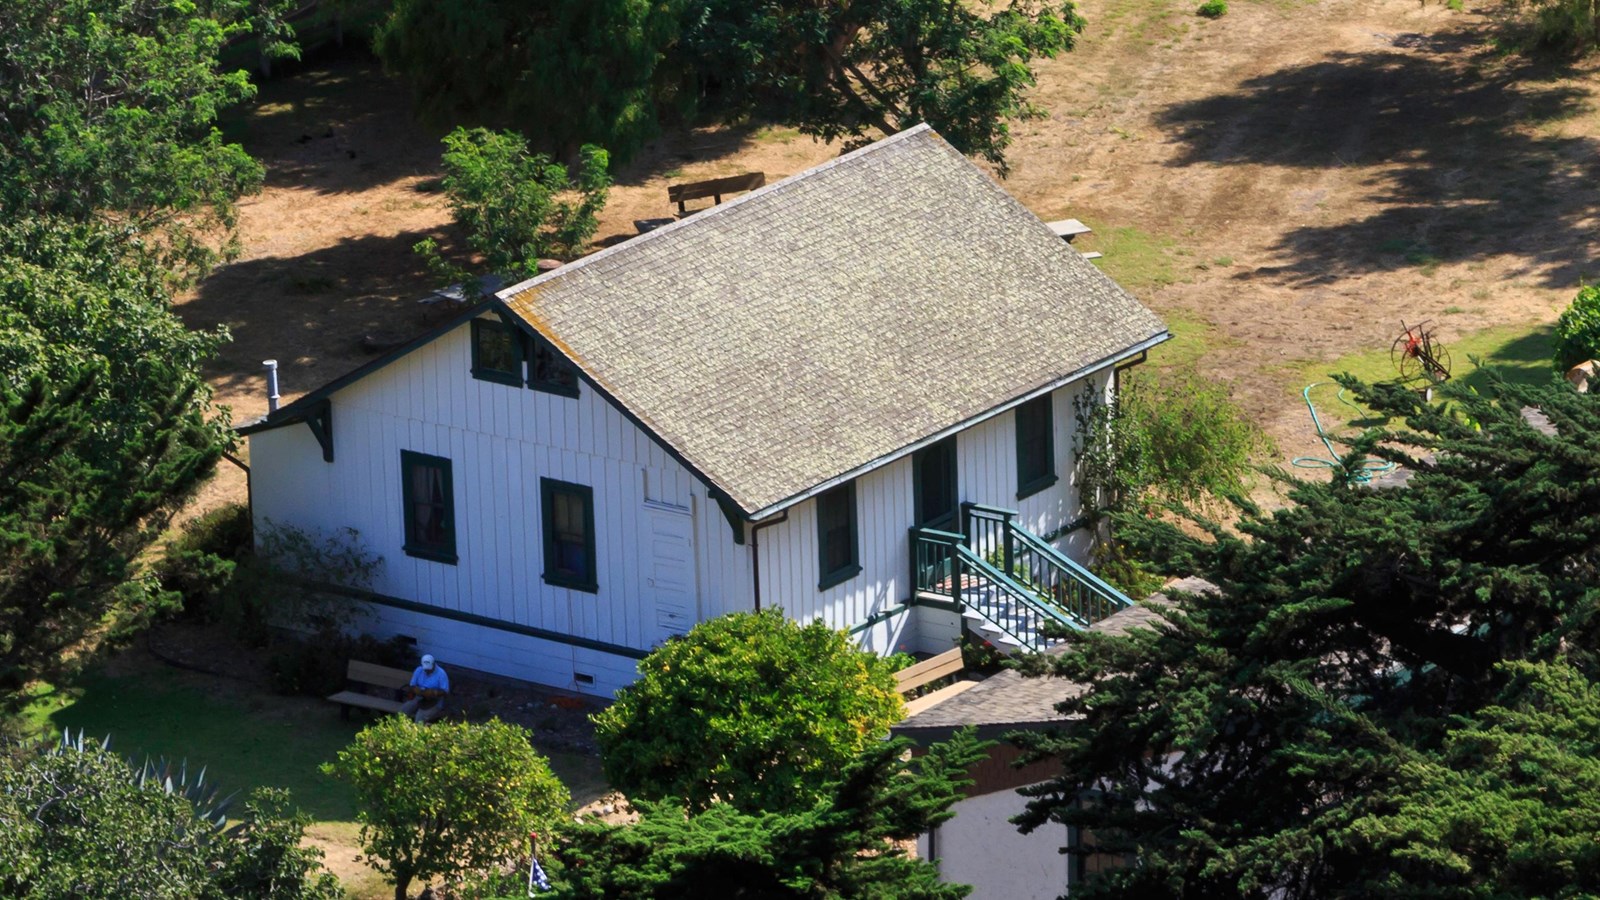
left=1290, top=321, right=1561, bottom=429
left=20, top=652, right=610, bottom=898
left=23, top=663, right=364, bottom=819
left=1295, top=322, right=1558, bottom=395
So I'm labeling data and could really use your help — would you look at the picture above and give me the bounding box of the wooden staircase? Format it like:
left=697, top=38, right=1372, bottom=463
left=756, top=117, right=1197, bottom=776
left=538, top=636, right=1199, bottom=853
left=910, top=504, right=1131, bottom=654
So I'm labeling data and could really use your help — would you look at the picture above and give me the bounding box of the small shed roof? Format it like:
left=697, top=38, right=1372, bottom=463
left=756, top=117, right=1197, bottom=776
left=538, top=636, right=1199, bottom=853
left=498, top=125, right=1166, bottom=517
left=893, top=578, right=1217, bottom=735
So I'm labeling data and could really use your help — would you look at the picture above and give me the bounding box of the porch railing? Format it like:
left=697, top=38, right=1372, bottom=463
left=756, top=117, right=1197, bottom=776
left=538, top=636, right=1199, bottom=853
left=911, top=526, right=1077, bottom=651
left=910, top=503, right=1133, bottom=653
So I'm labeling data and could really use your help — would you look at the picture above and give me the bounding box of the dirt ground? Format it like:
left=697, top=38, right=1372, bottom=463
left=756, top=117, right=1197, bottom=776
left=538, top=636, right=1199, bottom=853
left=165, top=3, right=1600, bottom=891
left=180, top=0, right=1600, bottom=522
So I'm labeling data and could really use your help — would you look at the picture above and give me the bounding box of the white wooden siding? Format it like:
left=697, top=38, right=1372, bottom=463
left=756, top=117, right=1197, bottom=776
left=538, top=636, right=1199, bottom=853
left=251, top=314, right=1111, bottom=692
left=752, top=375, right=1103, bottom=656
left=918, top=787, right=1072, bottom=900
left=250, top=317, right=751, bottom=694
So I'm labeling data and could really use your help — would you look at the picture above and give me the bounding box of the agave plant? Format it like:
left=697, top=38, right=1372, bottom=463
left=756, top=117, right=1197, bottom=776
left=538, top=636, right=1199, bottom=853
left=54, top=728, right=240, bottom=833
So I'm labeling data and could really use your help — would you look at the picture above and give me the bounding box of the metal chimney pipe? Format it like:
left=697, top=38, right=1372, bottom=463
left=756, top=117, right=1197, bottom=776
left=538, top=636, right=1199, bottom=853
left=263, top=359, right=280, bottom=412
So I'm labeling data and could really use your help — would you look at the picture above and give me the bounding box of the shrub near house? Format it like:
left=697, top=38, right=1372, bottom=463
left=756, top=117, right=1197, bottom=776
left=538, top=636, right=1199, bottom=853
left=593, top=609, right=904, bottom=814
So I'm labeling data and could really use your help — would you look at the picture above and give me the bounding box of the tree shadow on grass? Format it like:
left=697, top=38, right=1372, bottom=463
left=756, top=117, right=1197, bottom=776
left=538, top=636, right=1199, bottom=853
left=181, top=227, right=464, bottom=406
left=1156, top=27, right=1600, bottom=287
left=1456, top=323, right=1559, bottom=394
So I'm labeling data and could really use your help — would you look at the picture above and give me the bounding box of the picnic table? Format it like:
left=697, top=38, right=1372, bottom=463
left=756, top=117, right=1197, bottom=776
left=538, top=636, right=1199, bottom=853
left=1046, top=218, right=1092, bottom=242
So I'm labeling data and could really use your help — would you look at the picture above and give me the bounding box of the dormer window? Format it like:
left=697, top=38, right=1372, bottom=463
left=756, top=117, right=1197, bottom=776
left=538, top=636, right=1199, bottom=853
left=471, top=319, right=522, bottom=386
left=530, top=335, right=579, bottom=398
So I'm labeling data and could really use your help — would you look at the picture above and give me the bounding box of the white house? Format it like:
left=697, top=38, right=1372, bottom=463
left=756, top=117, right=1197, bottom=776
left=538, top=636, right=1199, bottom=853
left=239, top=125, right=1168, bottom=697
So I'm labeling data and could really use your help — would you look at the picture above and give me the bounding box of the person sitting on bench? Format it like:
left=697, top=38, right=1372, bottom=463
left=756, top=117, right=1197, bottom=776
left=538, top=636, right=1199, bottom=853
left=399, top=653, right=450, bottom=723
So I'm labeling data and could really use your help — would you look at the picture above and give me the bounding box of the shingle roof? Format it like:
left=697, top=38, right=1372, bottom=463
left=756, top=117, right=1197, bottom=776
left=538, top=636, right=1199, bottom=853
left=893, top=578, right=1218, bottom=732
left=500, top=124, right=1166, bottom=516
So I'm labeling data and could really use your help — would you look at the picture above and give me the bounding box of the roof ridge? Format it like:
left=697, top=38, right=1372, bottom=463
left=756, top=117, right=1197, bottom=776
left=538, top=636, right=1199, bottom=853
left=497, top=124, right=939, bottom=303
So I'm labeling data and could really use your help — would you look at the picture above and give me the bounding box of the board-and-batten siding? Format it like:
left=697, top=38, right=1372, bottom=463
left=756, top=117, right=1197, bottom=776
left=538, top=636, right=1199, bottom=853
left=752, top=374, right=1107, bottom=656
left=248, top=317, right=751, bottom=695
left=250, top=315, right=1115, bottom=692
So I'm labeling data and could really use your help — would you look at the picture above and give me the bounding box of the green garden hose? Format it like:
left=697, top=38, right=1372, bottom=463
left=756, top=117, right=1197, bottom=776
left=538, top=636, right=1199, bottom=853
left=1291, top=383, right=1395, bottom=483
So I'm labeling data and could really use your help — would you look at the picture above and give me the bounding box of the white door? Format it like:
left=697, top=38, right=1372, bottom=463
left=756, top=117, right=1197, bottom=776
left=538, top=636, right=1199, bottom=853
left=644, top=505, right=697, bottom=643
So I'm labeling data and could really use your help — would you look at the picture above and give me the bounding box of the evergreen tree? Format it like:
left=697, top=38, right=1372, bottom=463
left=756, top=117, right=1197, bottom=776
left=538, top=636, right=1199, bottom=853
left=1015, top=373, right=1600, bottom=898
left=555, top=729, right=989, bottom=899
left=0, top=368, right=221, bottom=711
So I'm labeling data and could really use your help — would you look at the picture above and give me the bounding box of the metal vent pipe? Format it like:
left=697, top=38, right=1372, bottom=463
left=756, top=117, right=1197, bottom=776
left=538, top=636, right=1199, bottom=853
left=264, top=359, right=280, bottom=412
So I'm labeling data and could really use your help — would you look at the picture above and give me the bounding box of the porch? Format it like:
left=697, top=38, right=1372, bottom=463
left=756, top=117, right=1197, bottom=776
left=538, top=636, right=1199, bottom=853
left=910, top=503, right=1131, bottom=654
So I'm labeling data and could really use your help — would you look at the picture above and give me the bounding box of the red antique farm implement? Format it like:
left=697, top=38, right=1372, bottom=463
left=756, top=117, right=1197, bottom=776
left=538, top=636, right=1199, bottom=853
left=1391, top=320, right=1452, bottom=384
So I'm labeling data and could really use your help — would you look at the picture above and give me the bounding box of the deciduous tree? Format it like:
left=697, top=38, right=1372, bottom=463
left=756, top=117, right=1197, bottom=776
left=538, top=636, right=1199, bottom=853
left=370, top=0, right=1082, bottom=173
left=326, top=717, right=571, bottom=900
left=0, top=0, right=294, bottom=277
left=686, top=0, right=1084, bottom=174
left=593, top=609, right=904, bottom=814
left=373, top=0, right=685, bottom=161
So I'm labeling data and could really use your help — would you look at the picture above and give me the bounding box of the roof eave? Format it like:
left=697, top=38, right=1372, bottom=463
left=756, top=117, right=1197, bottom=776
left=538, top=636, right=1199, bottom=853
left=235, top=302, right=492, bottom=437
left=742, top=330, right=1170, bottom=522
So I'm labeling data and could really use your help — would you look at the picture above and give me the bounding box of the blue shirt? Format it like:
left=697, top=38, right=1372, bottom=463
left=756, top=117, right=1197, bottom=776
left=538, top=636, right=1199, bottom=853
left=409, top=665, right=450, bottom=693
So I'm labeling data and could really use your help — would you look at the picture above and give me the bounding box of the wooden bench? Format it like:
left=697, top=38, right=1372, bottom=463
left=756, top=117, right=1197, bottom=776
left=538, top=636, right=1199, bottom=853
left=1046, top=218, right=1093, bottom=242
left=895, top=648, right=972, bottom=717
left=668, top=172, right=765, bottom=217
left=327, top=660, right=411, bottom=719
left=896, top=648, right=964, bottom=695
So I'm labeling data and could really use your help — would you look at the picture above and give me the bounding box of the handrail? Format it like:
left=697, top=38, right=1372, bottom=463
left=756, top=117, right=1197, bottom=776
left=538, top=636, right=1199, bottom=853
left=911, top=516, right=1127, bottom=653
left=1005, top=522, right=1130, bottom=626
left=952, top=544, right=1078, bottom=649
left=1007, top=524, right=1129, bottom=609
left=963, top=502, right=1018, bottom=519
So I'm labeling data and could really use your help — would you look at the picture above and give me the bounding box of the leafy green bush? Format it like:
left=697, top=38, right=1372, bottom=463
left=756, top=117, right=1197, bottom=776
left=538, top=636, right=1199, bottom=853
left=0, top=733, right=338, bottom=900
left=1514, top=0, right=1600, bottom=50
left=268, top=632, right=416, bottom=697
left=1197, top=0, right=1228, bottom=17
left=1554, top=284, right=1600, bottom=370
left=415, top=127, right=611, bottom=291
left=593, top=609, right=904, bottom=813
left=154, top=503, right=253, bottom=622
left=1074, top=366, right=1273, bottom=516
left=326, top=717, right=570, bottom=900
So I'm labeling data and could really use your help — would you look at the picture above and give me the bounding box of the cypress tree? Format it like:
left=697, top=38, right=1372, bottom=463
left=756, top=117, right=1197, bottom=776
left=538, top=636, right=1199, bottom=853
left=1014, top=373, right=1600, bottom=898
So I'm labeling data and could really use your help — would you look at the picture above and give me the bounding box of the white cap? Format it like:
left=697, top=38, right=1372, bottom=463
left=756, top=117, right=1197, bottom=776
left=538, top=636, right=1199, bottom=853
left=421, top=654, right=435, bottom=670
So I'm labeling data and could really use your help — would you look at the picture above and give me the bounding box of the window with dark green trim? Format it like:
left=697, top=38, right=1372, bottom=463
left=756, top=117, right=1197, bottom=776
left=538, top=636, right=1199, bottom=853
left=471, top=319, right=522, bottom=386
left=816, top=481, right=860, bottom=590
left=541, top=478, right=597, bottom=592
left=401, top=451, right=457, bottom=564
left=1016, top=394, right=1057, bottom=499
left=530, top=336, right=579, bottom=398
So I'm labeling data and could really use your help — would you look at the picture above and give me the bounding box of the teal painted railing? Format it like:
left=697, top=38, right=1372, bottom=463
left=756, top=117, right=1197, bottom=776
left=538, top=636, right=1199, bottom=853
left=1006, top=522, right=1129, bottom=625
left=910, top=504, right=1132, bottom=652
left=952, top=543, right=1078, bottom=649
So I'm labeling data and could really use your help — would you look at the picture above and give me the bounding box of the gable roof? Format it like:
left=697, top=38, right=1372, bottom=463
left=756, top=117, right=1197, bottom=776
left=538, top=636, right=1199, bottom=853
left=498, top=125, right=1167, bottom=517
